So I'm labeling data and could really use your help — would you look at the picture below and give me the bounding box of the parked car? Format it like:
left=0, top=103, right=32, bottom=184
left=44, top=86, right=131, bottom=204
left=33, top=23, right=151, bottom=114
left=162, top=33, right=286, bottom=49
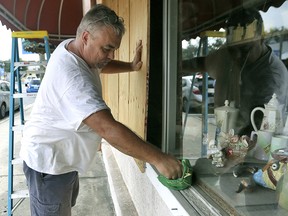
left=24, top=75, right=37, bottom=85
left=182, top=76, right=202, bottom=111
left=0, top=80, right=20, bottom=119
left=182, top=75, right=215, bottom=112
left=26, top=79, right=41, bottom=93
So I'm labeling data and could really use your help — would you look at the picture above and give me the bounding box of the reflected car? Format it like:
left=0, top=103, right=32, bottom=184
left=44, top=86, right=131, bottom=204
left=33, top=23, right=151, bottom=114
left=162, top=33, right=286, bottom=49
left=182, top=76, right=202, bottom=111
left=182, top=75, right=215, bottom=112
left=0, top=80, right=20, bottom=119
left=26, top=79, right=41, bottom=93
left=193, top=73, right=215, bottom=105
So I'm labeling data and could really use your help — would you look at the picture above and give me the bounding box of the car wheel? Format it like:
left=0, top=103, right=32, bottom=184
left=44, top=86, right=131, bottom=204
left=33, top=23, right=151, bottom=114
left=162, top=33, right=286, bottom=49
left=182, top=98, right=189, bottom=112
left=0, top=103, right=6, bottom=119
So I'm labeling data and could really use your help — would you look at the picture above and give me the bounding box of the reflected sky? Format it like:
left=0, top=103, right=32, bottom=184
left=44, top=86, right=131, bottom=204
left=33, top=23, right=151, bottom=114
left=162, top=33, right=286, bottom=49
left=260, top=1, right=288, bottom=31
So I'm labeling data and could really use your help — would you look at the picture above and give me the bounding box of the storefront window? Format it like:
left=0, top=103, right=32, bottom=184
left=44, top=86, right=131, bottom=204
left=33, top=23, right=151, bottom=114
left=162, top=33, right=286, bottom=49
left=163, top=0, right=288, bottom=214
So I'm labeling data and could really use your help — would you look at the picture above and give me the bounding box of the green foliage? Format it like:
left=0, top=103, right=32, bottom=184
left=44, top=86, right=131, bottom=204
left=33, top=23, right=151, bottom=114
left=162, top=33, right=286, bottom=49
left=264, top=27, right=288, bottom=44
left=3, top=60, right=10, bottom=72
left=182, top=41, right=198, bottom=60
left=182, top=37, right=225, bottom=59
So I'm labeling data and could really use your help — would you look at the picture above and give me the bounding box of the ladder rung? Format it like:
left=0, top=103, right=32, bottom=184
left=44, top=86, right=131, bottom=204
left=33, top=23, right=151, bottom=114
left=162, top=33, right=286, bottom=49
left=208, top=88, right=215, bottom=93
left=11, top=190, right=29, bottom=199
left=12, top=125, right=25, bottom=131
left=21, top=70, right=45, bottom=75
left=13, top=93, right=37, bottom=98
left=14, top=61, right=47, bottom=67
left=12, top=158, right=23, bottom=165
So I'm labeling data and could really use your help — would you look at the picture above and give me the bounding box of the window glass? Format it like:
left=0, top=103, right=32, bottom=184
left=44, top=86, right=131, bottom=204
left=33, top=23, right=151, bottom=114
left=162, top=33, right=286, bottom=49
left=167, top=0, right=288, bottom=214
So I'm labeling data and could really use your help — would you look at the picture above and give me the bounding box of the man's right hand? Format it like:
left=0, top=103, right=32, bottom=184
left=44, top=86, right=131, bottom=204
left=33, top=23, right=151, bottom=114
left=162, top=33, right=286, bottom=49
left=154, top=153, right=183, bottom=179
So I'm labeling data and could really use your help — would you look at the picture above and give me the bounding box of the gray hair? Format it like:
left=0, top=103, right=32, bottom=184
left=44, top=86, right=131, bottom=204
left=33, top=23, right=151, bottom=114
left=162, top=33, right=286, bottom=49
left=76, top=4, right=125, bottom=38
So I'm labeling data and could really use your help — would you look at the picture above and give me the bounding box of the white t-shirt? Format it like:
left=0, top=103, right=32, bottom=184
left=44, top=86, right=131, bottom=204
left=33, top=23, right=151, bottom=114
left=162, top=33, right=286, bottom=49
left=20, top=39, right=110, bottom=174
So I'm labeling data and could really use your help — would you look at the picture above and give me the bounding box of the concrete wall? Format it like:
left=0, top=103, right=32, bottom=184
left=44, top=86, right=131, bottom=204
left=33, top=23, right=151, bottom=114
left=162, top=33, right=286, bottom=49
left=106, top=145, right=174, bottom=216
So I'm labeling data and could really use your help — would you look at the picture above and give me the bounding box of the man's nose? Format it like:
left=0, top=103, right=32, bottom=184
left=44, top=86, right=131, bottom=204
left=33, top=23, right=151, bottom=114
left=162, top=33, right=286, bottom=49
left=108, top=51, right=115, bottom=60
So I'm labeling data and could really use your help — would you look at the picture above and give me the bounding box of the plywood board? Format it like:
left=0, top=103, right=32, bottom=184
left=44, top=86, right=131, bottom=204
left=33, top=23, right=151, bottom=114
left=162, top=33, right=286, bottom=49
left=118, top=2, right=130, bottom=125
left=129, top=0, right=149, bottom=138
left=101, top=0, right=149, bottom=173
left=129, top=0, right=149, bottom=173
left=102, top=0, right=119, bottom=119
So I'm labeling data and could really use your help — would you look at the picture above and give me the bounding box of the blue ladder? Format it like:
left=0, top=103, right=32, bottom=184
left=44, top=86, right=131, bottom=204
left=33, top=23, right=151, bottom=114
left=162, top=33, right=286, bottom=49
left=7, top=31, right=50, bottom=215
left=197, top=31, right=225, bottom=156
left=184, top=31, right=225, bottom=157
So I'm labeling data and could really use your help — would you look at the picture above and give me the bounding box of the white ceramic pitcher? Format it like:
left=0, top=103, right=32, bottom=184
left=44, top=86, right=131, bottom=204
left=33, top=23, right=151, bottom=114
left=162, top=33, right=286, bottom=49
left=250, top=93, right=284, bottom=134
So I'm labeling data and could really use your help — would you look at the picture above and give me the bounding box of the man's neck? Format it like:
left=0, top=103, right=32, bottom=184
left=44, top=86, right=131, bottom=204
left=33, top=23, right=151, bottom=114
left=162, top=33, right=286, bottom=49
left=67, top=39, right=82, bottom=58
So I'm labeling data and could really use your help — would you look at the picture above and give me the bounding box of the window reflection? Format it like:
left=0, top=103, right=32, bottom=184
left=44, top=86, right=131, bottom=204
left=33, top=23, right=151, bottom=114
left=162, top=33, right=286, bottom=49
left=177, top=0, right=288, bottom=214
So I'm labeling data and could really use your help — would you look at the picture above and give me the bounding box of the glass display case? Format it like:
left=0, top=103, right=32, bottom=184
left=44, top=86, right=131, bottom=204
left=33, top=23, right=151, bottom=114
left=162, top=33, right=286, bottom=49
left=162, top=0, right=288, bottom=215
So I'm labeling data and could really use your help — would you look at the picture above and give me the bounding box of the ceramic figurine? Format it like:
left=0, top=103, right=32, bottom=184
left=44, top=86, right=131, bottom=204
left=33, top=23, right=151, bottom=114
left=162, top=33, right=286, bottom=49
left=211, top=150, right=225, bottom=167
left=218, top=129, right=252, bottom=158
left=235, top=148, right=288, bottom=192
left=253, top=148, right=288, bottom=190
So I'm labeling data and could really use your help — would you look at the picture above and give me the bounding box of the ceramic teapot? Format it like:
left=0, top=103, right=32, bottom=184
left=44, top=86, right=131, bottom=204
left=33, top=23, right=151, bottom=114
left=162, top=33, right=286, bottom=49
left=214, top=100, right=239, bottom=133
left=250, top=93, right=284, bottom=134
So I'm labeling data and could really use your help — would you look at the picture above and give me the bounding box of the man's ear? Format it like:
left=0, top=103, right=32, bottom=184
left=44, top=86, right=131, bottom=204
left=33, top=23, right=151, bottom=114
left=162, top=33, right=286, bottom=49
left=82, top=31, right=89, bottom=45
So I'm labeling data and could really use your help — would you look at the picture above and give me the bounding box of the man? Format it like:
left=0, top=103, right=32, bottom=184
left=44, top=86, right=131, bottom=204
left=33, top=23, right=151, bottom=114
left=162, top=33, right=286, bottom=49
left=20, top=4, right=182, bottom=215
left=182, top=8, right=288, bottom=135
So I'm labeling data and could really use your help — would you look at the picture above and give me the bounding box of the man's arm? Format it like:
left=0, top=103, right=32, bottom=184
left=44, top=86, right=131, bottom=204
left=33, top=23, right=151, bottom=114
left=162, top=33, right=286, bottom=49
left=83, top=109, right=183, bottom=179
left=102, top=40, right=143, bottom=74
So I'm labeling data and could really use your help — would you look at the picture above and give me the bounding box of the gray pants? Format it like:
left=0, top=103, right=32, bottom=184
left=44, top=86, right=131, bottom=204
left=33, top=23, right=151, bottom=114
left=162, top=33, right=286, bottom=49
left=23, top=162, right=79, bottom=216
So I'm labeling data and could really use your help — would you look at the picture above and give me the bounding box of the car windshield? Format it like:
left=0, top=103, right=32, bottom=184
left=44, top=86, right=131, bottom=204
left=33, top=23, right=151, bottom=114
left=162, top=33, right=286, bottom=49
left=30, top=80, right=40, bottom=85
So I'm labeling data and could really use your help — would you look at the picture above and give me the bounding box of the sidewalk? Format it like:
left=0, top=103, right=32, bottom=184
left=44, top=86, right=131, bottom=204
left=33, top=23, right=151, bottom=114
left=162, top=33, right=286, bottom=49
left=0, top=105, right=116, bottom=216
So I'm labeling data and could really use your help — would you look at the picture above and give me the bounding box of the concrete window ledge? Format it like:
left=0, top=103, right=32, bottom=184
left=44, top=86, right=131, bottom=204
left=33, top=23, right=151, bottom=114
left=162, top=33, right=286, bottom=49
left=101, top=141, right=209, bottom=216
left=145, top=163, right=199, bottom=216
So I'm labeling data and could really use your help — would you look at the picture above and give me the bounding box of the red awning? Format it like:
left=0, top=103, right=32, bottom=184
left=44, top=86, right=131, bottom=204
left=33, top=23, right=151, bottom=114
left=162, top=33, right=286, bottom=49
left=0, top=0, right=83, bottom=46
left=0, top=0, right=286, bottom=43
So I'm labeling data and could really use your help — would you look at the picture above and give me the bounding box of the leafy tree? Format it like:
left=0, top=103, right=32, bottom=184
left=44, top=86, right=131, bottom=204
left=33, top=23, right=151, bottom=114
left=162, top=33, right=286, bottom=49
left=182, top=37, right=224, bottom=59
left=208, top=38, right=225, bottom=52
left=182, top=41, right=198, bottom=60
left=264, top=27, right=288, bottom=44
left=3, top=60, right=10, bottom=72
